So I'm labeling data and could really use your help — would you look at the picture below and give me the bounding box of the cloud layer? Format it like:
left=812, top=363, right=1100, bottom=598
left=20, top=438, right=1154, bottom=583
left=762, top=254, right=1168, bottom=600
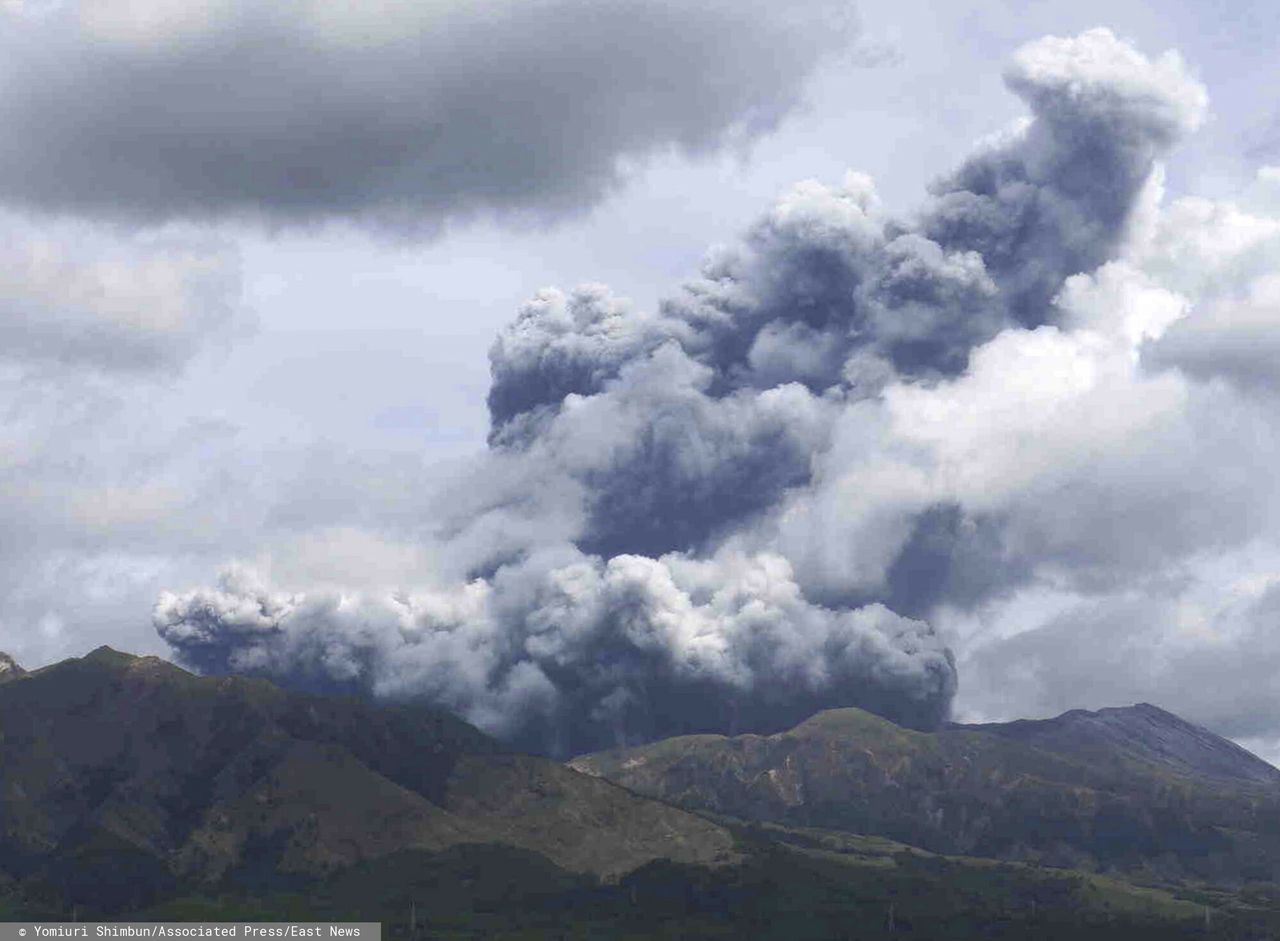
left=0, top=218, right=242, bottom=374
left=0, top=0, right=859, bottom=230
left=152, top=28, right=1273, bottom=760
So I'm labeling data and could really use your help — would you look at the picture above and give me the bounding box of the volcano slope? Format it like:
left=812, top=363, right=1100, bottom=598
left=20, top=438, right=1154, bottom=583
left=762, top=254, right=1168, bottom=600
left=0, top=646, right=734, bottom=913
left=4, top=648, right=1280, bottom=938
left=571, top=703, right=1280, bottom=884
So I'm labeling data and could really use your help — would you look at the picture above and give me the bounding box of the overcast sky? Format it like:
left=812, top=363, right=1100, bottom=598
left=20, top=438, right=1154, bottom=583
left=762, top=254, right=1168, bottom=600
left=4, top=0, right=1280, bottom=759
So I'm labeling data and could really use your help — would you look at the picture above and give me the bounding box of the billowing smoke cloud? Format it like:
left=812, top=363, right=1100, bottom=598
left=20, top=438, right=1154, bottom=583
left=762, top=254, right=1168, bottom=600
left=157, top=29, right=1229, bottom=757
left=0, top=0, right=860, bottom=230
left=155, top=554, right=954, bottom=756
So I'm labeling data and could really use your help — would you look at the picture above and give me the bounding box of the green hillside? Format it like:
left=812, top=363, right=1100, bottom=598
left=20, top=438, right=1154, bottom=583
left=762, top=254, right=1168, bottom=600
left=572, top=704, right=1280, bottom=883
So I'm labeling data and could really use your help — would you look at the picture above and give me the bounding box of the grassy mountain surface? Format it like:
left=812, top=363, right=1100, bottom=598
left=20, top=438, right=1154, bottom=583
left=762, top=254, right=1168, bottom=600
left=3, top=646, right=1279, bottom=937
left=7, top=818, right=1280, bottom=939
left=0, top=647, right=733, bottom=913
left=964, top=703, right=1280, bottom=787
left=571, top=704, right=1280, bottom=884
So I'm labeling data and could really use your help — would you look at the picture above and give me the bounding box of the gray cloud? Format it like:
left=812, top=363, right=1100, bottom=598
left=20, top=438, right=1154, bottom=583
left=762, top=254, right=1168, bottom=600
left=0, top=0, right=860, bottom=230
left=0, top=214, right=246, bottom=669
left=1136, top=177, right=1280, bottom=391
left=157, top=29, right=1280, bottom=759
left=956, top=560, right=1280, bottom=742
left=1145, top=275, right=1280, bottom=393
left=0, top=205, right=250, bottom=666
left=0, top=217, right=243, bottom=373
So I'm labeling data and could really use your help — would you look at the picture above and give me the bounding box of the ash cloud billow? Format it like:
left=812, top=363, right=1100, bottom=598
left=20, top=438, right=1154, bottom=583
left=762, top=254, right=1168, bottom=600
left=157, top=29, right=1219, bottom=757
left=155, top=555, right=955, bottom=756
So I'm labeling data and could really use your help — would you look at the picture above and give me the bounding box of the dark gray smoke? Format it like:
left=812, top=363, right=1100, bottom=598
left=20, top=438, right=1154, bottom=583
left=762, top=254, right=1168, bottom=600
left=485, top=28, right=1204, bottom=560
left=156, top=558, right=956, bottom=756
left=156, top=29, right=1208, bottom=757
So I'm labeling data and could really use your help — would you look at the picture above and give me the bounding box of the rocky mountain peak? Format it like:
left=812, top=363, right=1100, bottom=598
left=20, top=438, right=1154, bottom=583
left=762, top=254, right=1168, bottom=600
left=964, top=702, right=1280, bottom=787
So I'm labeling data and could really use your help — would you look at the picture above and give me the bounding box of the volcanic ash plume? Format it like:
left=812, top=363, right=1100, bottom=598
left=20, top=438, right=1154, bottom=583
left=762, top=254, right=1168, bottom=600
left=156, top=29, right=1209, bottom=757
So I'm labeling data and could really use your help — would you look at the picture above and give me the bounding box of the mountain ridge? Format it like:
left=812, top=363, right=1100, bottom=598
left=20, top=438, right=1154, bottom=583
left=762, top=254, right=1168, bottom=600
left=956, top=702, right=1280, bottom=787
left=0, top=646, right=734, bottom=912
left=571, top=702, right=1280, bottom=882
left=4, top=646, right=1280, bottom=936
left=8, top=645, right=1280, bottom=910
